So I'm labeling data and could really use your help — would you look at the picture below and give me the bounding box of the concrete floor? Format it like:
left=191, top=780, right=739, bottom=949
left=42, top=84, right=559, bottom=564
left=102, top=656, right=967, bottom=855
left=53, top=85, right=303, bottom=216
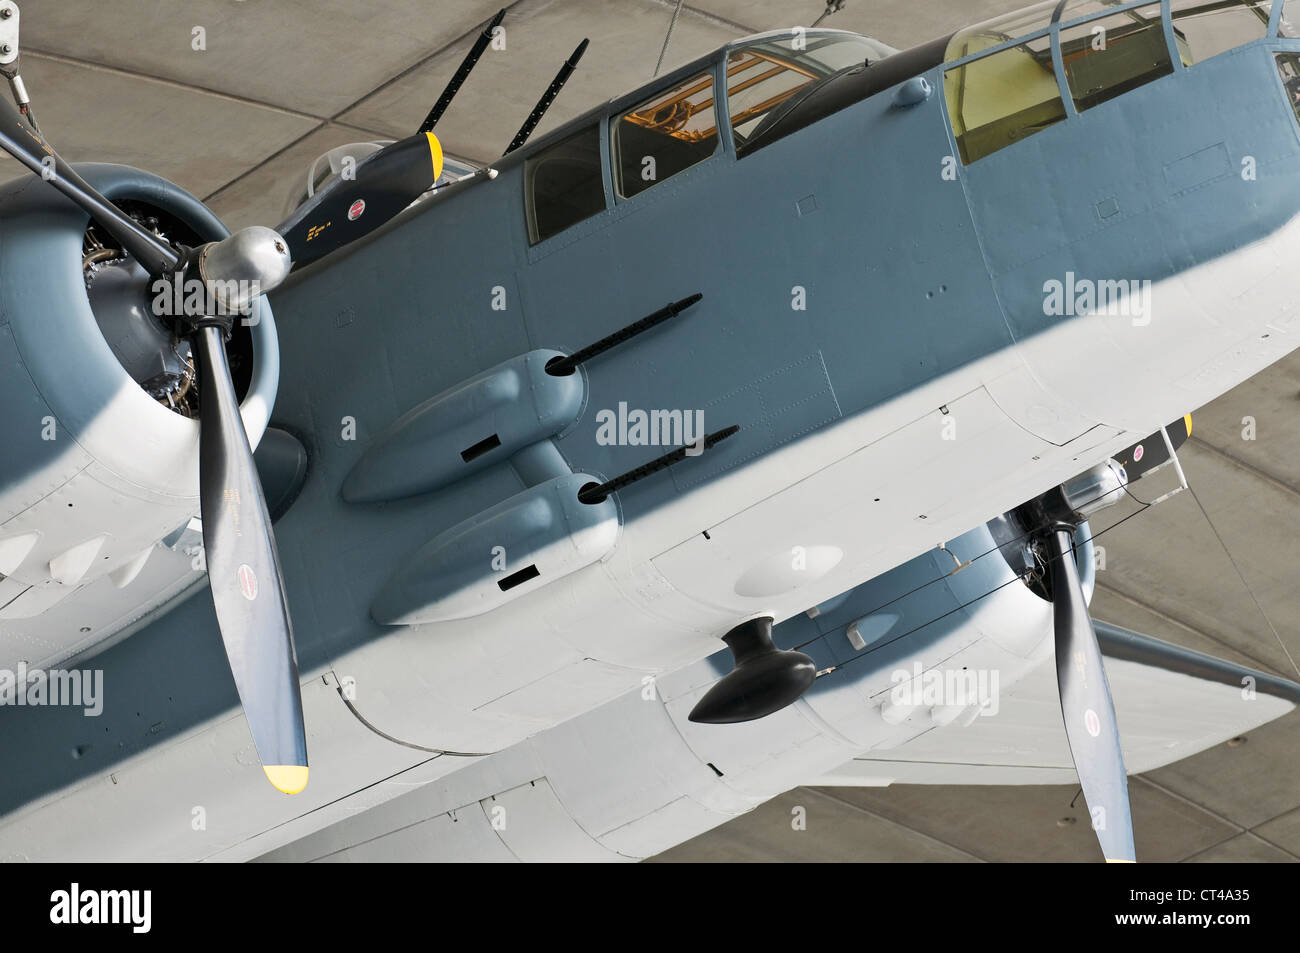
left=8, top=0, right=1299, bottom=861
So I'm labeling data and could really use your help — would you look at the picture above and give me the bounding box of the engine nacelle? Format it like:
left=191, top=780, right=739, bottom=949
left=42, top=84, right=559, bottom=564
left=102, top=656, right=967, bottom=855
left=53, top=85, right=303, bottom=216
left=0, top=164, right=279, bottom=626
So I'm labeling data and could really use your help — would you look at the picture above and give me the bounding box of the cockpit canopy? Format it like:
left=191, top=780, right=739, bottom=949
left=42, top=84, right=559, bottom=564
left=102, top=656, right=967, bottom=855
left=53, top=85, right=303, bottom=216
left=945, top=0, right=1291, bottom=164
left=524, top=30, right=898, bottom=244
left=723, top=34, right=899, bottom=154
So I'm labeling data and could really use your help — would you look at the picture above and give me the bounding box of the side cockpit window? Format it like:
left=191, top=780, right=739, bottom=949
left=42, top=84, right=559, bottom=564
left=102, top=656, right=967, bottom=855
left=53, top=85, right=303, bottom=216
left=614, top=72, right=719, bottom=199
left=1283, top=0, right=1300, bottom=37
left=1059, top=4, right=1172, bottom=112
left=1170, top=0, right=1271, bottom=65
left=944, top=21, right=1065, bottom=164
left=525, top=125, right=605, bottom=244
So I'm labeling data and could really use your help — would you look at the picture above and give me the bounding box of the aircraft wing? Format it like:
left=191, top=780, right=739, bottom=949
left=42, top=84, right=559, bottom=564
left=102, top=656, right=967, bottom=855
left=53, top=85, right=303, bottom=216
left=810, top=621, right=1300, bottom=787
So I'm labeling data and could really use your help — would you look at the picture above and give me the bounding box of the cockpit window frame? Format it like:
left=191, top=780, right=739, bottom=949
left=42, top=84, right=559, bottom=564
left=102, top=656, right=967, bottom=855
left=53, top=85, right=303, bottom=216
left=610, top=66, right=724, bottom=202
left=523, top=122, right=610, bottom=246
left=945, top=0, right=1170, bottom=71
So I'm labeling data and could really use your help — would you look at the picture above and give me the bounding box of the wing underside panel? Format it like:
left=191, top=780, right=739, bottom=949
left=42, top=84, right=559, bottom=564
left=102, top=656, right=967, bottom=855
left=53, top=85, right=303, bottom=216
left=810, top=622, right=1299, bottom=787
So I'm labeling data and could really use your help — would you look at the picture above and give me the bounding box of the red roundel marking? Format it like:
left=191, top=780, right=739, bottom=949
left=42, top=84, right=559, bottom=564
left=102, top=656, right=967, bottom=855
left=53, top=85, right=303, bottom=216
left=1084, top=708, right=1101, bottom=738
left=1133, top=444, right=1144, bottom=462
left=237, top=564, right=259, bottom=601
left=348, top=199, right=366, bottom=221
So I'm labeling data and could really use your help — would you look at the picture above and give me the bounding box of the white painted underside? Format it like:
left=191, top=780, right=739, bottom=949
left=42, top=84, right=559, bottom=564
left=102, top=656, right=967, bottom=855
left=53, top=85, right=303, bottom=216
left=810, top=658, right=1294, bottom=786
left=233, top=653, right=1295, bottom=863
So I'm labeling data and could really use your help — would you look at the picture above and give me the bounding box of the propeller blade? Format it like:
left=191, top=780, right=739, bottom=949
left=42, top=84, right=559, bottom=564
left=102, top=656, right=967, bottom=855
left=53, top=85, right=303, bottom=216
left=0, top=94, right=180, bottom=276
left=193, top=326, right=308, bottom=794
left=276, top=131, right=444, bottom=268
left=1045, top=528, right=1135, bottom=862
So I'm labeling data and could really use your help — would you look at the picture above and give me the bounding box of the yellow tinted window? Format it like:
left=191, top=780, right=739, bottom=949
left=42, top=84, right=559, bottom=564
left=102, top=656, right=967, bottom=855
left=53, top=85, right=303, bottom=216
left=945, top=41, right=1066, bottom=163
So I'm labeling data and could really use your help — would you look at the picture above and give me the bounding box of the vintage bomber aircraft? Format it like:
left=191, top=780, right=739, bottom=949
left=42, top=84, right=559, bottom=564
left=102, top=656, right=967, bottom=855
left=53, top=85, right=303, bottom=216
left=0, top=0, right=1299, bottom=862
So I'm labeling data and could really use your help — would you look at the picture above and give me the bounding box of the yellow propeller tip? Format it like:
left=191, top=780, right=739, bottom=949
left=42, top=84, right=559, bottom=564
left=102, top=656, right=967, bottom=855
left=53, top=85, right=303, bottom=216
left=1184, top=413, right=1193, bottom=437
left=1105, top=858, right=1137, bottom=863
left=425, top=132, right=444, bottom=182
left=263, top=765, right=309, bottom=795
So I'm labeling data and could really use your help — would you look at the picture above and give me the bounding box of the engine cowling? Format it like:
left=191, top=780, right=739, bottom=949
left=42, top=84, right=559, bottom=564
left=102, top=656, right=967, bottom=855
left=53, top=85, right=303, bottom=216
left=0, top=164, right=279, bottom=629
